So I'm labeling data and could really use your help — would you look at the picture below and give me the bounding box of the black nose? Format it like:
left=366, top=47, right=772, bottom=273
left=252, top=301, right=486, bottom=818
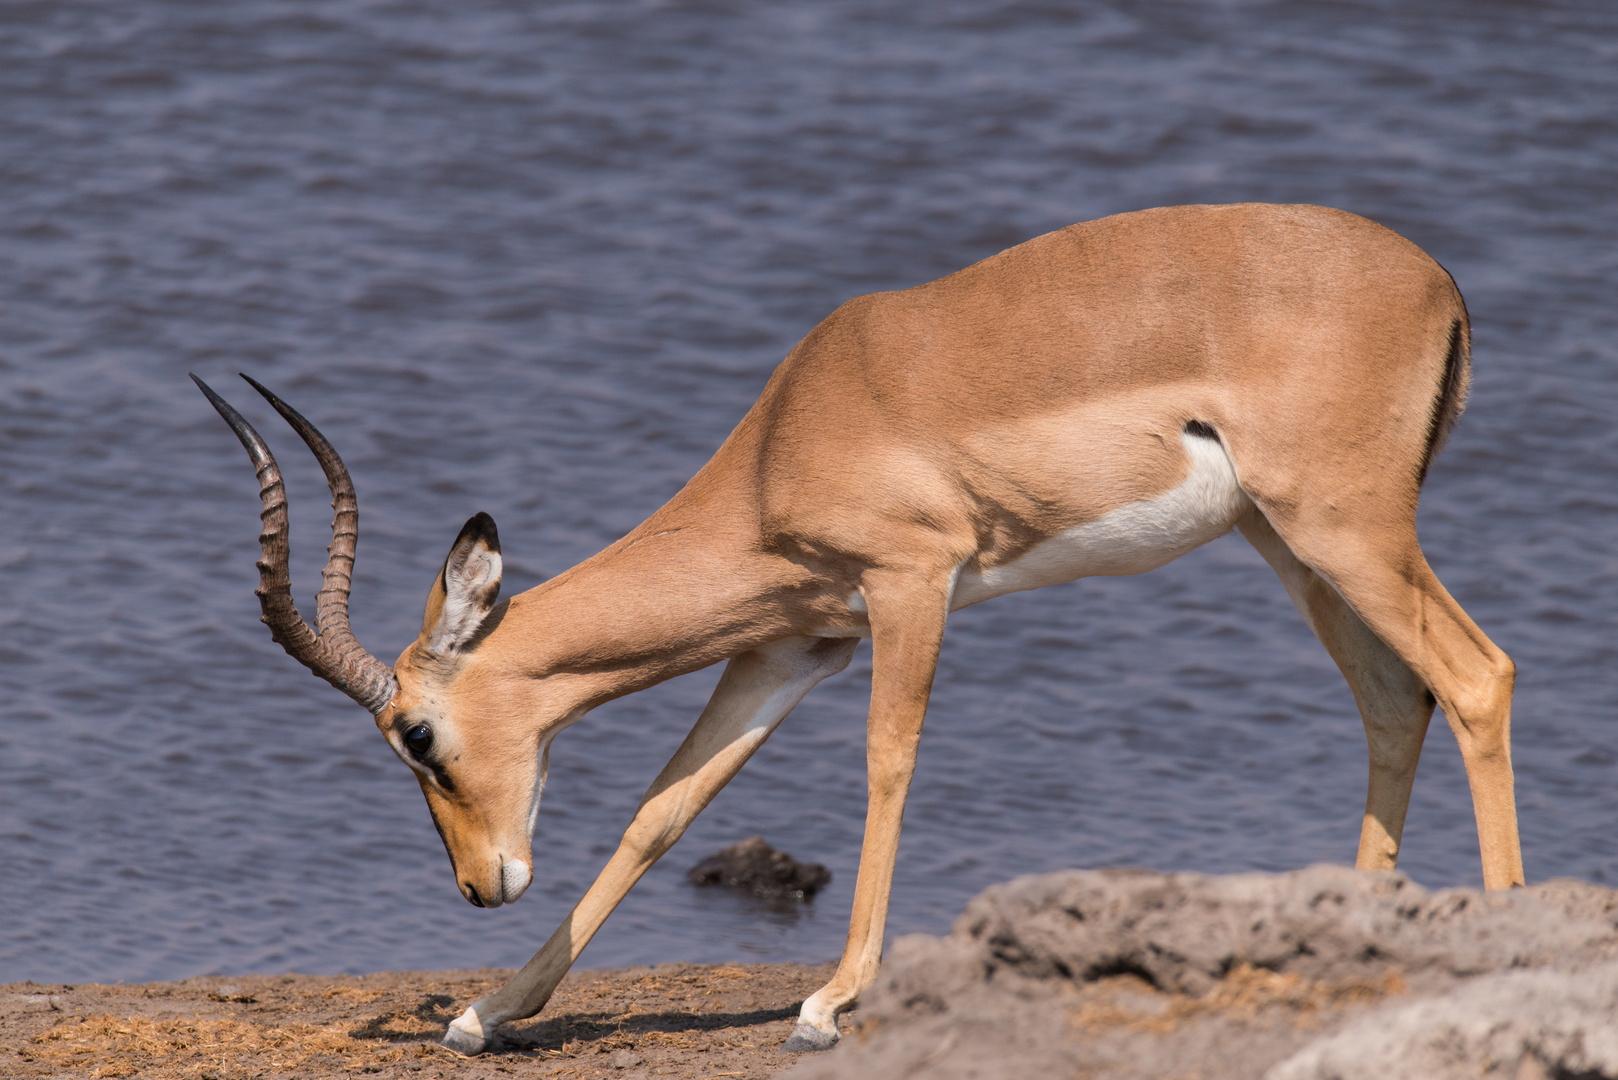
left=463, top=883, right=485, bottom=908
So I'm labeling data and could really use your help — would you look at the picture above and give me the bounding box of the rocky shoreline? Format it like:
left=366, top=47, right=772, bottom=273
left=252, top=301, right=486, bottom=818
left=785, top=864, right=1618, bottom=1080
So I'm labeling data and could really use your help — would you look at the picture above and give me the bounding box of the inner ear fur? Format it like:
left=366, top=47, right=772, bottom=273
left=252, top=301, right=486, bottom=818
left=423, top=512, right=503, bottom=654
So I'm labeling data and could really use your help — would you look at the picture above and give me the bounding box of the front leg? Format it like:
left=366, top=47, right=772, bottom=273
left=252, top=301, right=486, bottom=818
left=442, top=635, right=858, bottom=1055
left=786, top=570, right=951, bottom=1051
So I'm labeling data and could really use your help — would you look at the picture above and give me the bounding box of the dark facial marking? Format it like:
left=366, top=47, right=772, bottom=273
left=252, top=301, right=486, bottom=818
left=395, top=718, right=456, bottom=793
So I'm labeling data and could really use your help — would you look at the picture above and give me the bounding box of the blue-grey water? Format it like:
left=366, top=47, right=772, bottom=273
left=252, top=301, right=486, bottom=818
left=2, top=1, right=1616, bottom=985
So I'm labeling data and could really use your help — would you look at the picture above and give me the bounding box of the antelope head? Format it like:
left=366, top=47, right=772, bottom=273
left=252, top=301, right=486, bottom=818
left=194, top=375, right=543, bottom=909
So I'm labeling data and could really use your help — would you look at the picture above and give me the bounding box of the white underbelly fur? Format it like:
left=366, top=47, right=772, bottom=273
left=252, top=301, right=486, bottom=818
left=823, top=432, right=1251, bottom=635
left=948, top=431, right=1251, bottom=610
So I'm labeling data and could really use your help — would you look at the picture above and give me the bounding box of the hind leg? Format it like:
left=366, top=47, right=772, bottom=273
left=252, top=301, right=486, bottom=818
left=1252, top=509, right=1523, bottom=888
left=1239, top=511, right=1435, bottom=870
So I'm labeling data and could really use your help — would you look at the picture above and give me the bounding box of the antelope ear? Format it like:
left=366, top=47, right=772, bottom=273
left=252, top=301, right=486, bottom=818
left=423, top=512, right=503, bottom=654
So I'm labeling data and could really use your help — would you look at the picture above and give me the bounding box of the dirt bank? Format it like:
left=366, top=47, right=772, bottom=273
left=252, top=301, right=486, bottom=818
left=3, top=961, right=836, bottom=1079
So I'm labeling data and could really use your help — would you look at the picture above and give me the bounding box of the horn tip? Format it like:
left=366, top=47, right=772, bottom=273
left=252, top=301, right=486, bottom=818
left=191, top=374, right=242, bottom=423
left=240, top=372, right=277, bottom=403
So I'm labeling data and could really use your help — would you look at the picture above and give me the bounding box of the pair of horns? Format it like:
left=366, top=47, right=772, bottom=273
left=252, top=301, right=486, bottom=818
left=193, top=374, right=398, bottom=715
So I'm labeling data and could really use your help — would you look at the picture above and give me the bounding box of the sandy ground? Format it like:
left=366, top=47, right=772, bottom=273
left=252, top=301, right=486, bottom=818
left=2, top=962, right=838, bottom=1079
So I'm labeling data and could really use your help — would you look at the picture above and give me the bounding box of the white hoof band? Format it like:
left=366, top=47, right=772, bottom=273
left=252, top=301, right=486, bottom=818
left=443, top=1007, right=488, bottom=1056
left=501, top=859, right=532, bottom=903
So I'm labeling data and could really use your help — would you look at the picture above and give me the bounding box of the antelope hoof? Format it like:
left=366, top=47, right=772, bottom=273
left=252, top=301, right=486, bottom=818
left=442, top=1008, right=490, bottom=1056
left=441, top=1024, right=487, bottom=1056
left=782, top=1020, right=839, bottom=1053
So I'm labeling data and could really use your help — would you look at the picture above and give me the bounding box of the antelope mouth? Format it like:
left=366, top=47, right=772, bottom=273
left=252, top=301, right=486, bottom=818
left=463, top=858, right=532, bottom=908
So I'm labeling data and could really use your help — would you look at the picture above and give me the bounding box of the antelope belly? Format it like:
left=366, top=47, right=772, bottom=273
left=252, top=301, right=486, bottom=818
left=949, top=432, right=1252, bottom=610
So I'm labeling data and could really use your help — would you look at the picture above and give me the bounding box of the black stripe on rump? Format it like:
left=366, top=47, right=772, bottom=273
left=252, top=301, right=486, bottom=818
left=1417, top=316, right=1469, bottom=488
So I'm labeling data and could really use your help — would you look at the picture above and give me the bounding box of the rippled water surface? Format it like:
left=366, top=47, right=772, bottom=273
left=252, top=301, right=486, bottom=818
left=3, top=1, right=1616, bottom=983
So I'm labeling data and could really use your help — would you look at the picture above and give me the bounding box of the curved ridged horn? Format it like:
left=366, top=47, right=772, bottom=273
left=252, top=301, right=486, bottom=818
left=192, top=374, right=399, bottom=714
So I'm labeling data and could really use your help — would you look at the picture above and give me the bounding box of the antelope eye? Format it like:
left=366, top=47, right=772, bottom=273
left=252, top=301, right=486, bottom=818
left=403, top=724, right=434, bottom=759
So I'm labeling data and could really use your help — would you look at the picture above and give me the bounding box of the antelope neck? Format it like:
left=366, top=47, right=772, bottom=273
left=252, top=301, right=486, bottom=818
left=480, top=525, right=806, bottom=707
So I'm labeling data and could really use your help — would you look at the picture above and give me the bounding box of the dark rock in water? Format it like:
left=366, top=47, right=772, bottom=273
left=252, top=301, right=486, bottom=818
left=686, top=836, right=831, bottom=901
